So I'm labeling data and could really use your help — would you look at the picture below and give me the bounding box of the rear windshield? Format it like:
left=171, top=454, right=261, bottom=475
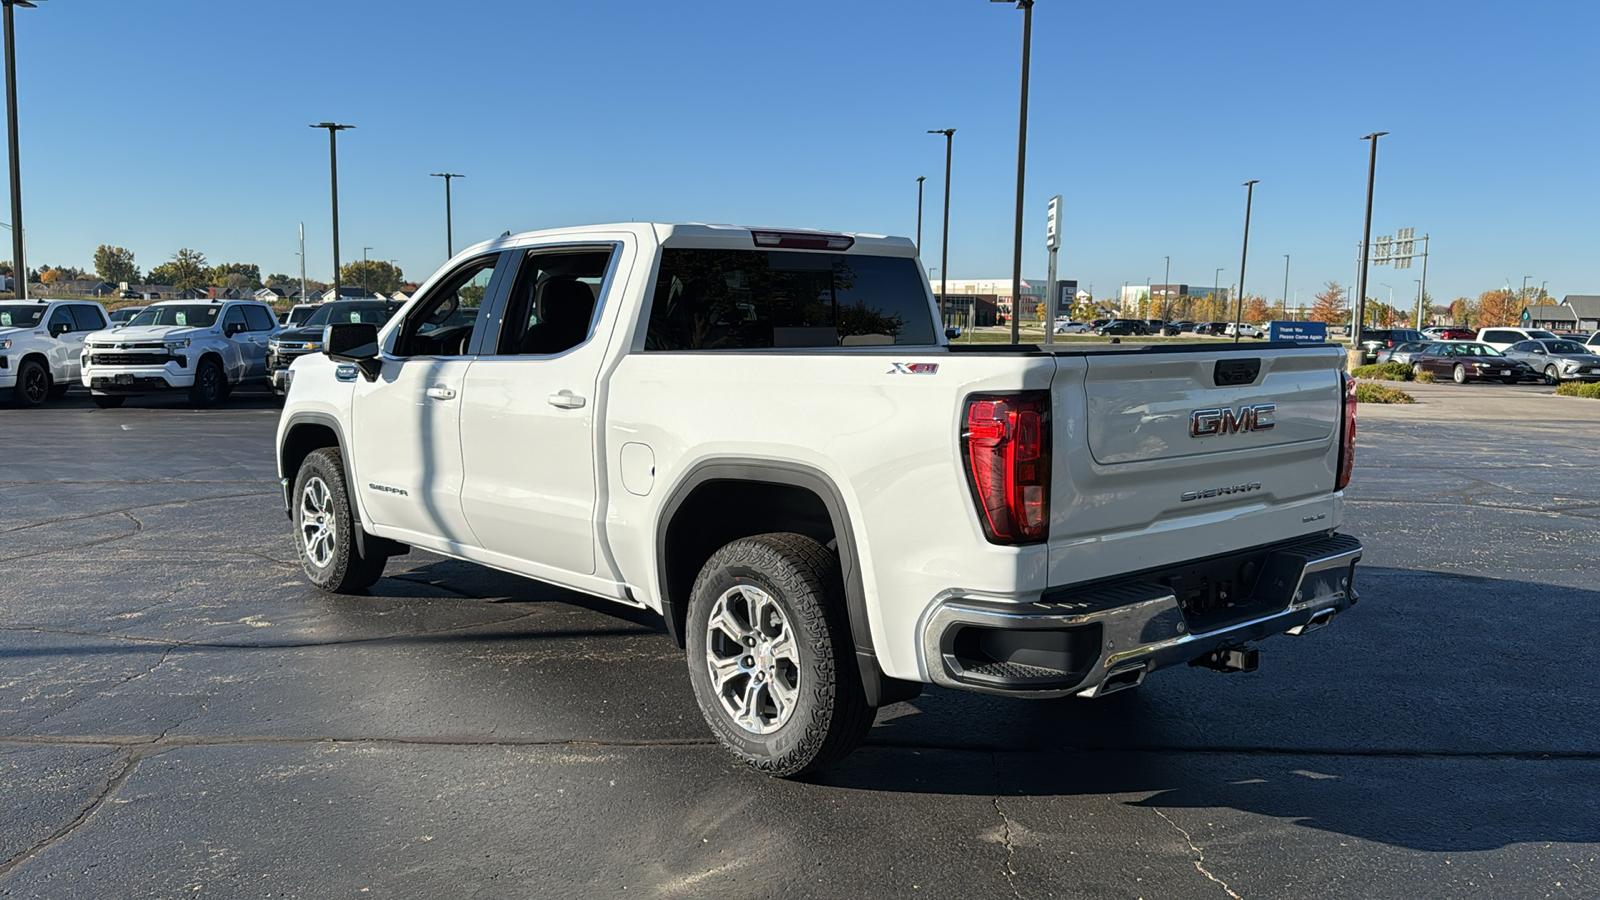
left=1527, top=329, right=1559, bottom=340
left=0, top=303, right=45, bottom=328
left=645, top=249, right=935, bottom=350
left=128, top=305, right=221, bottom=328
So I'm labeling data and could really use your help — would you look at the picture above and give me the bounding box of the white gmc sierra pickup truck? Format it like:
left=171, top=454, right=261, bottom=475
left=276, top=223, right=1362, bottom=776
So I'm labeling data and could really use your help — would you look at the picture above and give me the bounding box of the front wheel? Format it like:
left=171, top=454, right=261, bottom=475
left=293, top=446, right=386, bottom=593
left=1453, top=364, right=1468, bottom=384
left=685, top=533, right=875, bottom=777
left=12, top=358, right=49, bottom=407
left=1545, top=365, right=1560, bottom=385
left=188, top=357, right=226, bottom=407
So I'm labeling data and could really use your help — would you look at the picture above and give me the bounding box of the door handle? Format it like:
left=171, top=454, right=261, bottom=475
left=547, top=390, right=586, bottom=409
left=426, top=385, right=457, bottom=401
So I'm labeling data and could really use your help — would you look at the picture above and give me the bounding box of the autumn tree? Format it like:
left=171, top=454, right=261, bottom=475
left=1475, top=288, right=1520, bottom=327
left=1309, top=281, right=1348, bottom=325
left=210, top=262, right=262, bottom=290
left=1448, top=297, right=1473, bottom=327
left=93, top=245, right=140, bottom=284
left=148, top=248, right=209, bottom=291
left=1242, top=294, right=1271, bottom=324
left=265, top=273, right=292, bottom=286
left=340, top=260, right=405, bottom=294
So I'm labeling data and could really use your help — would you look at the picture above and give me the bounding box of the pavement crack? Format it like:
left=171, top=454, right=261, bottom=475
left=0, top=490, right=272, bottom=535
left=1153, top=808, right=1243, bottom=900
left=992, top=752, right=1024, bottom=900
left=0, top=747, right=144, bottom=881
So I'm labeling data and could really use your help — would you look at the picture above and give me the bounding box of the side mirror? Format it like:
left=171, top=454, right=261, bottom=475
left=224, top=322, right=246, bottom=336
left=325, top=322, right=380, bottom=380
left=944, top=327, right=961, bottom=340
left=50, top=323, right=70, bottom=337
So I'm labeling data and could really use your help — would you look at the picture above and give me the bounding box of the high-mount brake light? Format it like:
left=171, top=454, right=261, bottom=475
left=749, top=230, right=855, bottom=251
left=1336, top=371, right=1357, bottom=491
left=962, top=391, right=1051, bottom=544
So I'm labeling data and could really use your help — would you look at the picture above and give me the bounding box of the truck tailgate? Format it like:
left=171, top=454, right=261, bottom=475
left=1047, top=344, right=1345, bottom=585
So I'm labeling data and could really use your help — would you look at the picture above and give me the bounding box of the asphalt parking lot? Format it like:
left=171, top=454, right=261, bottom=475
left=3, top=382, right=1598, bottom=898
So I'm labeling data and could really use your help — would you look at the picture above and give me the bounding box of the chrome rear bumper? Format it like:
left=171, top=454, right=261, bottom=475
left=919, top=533, right=1362, bottom=699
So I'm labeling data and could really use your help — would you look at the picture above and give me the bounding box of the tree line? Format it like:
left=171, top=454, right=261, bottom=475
left=2, top=245, right=407, bottom=296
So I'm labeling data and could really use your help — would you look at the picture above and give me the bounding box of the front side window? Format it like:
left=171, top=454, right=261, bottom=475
left=222, top=306, right=248, bottom=334
left=47, top=307, right=74, bottom=334
left=393, top=255, right=497, bottom=358
left=496, top=249, right=613, bottom=355
left=646, top=249, right=936, bottom=351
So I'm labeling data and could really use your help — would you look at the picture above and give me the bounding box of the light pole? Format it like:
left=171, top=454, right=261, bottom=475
left=311, top=122, right=354, bottom=301
left=928, top=129, right=955, bottom=326
left=1522, top=275, right=1532, bottom=308
left=993, top=0, right=1034, bottom=343
left=298, top=222, right=306, bottom=303
left=3, top=0, right=44, bottom=299
left=1352, top=131, right=1387, bottom=369
left=1414, top=280, right=1422, bottom=324
left=1235, top=180, right=1259, bottom=343
left=915, top=175, right=925, bottom=253
left=1542, top=280, right=1548, bottom=302
left=1162, top=255, right=1170, bottom=321
left=361, top=246, right=373, bottom=293
left=1214, top=267, right=1223, bottom=315
left=430, top=172, right=463, bottom=258
left=1282, top=254, right=1290, bottom=311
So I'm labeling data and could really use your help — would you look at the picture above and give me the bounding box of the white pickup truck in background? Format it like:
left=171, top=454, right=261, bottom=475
left=276, top=223, right=1362, bottom=776
left=82, top=298, right=279, bottom=408
left=0, top=298, right=110, bottom=407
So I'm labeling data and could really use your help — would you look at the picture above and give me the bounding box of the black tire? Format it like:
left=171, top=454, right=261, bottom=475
left=292, top=446, right=386, bottom=593
left=91, top=395, right=126, bottom=409
left=188, top=357, right=226, bottom=407
left=684, top=533, right=874, bottom=777
left=12, top=358, right=49, bottom=407
left=1453, top=364, right=1468, bottom=385
left=1545, top=365, right=1560, bottom=385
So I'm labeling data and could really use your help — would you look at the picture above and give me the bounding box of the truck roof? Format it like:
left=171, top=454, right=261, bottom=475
left=460, top=222, right=918, bottom=259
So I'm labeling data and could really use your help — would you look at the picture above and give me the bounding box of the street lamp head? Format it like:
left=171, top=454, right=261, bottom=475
left=1243, top=179, right=1260, bottom=187
left=1361, top=131, right=1389, bottom=141
left=311, top=122, right=354, bottom=131
left=927, top=128, right=955, bottom=136
left=917, top=175, right=925, bottom=183
left=430, top=172, right=464, bottom=179
left=991, top=0, right=1033, bottom=7
left=3, top=1, right=47, bottom=8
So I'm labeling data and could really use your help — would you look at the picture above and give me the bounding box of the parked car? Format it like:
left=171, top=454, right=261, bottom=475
left=268, top=300, right=403, bottom=394
left=81, top=299, right=281, bottom=408
left=1408, top=341, right=1534, bottom=384
left=1356, top=328, right=1425, bottom=363
left=1097, top=319, right=1148, bottom=336
left=1224, top=322, right=1265, bottom=338
left=1145, top=319, right=1166, bottom=332
left=1501, top=339, right=1600, bottom=383
left=1171, top=321, right=1197, bottom=333
left=0, top=298, right=110, bottom=407
left=1476, top=326, right=1560, bottom=352
left=1433, top=328, right=1476, bottom=340
left=1583, top=332, right=1600, bottom=350
left=1374, top=340, right=1430, bottom=366
left=1194, top=322, right=1227, bottom=336
left=1159, top=323, right=1182, bottom=336
left=280, top=304, right=320, bottom=327
left=1053, top=320, right=1090, bottom=334
left=278, top=221, right=1362, bottom=776
left=107, top=306, right=146, bottom=327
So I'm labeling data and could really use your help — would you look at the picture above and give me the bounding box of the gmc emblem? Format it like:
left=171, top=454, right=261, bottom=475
left=1190, top=403, right=1276, bottom=437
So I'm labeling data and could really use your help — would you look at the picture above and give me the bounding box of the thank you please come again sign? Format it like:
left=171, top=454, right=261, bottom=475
left=1268, top=321, right=1327, bottom=344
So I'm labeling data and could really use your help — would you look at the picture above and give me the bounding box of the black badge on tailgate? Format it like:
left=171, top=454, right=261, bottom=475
left=1213, top=358, right=1261, bottom=386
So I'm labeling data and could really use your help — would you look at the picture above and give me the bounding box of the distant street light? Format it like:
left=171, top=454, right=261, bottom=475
left=915, top=175, right=925, bottom=253
left=1214, top=268, right=1223, bottom=309
left=1522, top=275, right=1532, bottom=303
left=1352, top=131, right=1388, bottom=369
left=430, top=172, right=464, bottom=258
left=310, top=122, right=354, bottom=300
left=1282, top=254, right=1291, bottom=309
left=992, top=0, right=1035, bottom=344
left=928, top=129, right=956, bottom=321
left=3, top=0, right=46, bottom=299
left=1235, top=179, right=1259, bottom=343
left=1162, top=255, right=1170, bottom=319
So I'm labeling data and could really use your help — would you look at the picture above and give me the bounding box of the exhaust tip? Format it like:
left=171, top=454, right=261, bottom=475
left=1286, top=608, right=1336, bottom=636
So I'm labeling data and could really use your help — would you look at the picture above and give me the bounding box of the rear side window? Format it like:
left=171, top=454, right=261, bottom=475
left=645, top=249, right=935, bottom=351
left=69, top=305, right=107, bottom=330
left=242, top=305, right=276, bottom=331
left=1480, top=330, right=1512, bottom=343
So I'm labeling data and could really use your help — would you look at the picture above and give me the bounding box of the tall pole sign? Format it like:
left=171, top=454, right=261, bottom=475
left=1044, top=194, right=1060, bottom=346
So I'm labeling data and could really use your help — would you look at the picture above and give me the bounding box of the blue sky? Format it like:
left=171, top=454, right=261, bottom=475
left=11, top=0, right=1597, bottom=305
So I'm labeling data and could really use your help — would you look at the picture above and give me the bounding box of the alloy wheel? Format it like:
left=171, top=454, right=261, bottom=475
left=704, top=584, right=802, bottom=735
left=299, top=476, right=337, bottom=568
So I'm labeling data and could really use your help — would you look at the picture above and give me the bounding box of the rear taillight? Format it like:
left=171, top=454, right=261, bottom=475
left=962, top=391, right=1051, bottom=544
left=1336, top=371, right=1357, bottom=491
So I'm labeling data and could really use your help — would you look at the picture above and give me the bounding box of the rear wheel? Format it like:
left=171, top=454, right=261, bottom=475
left=91, top=395, right=126, bottom=409
left=685, top=533, right=875, bottom=777
left=293, top=446, right=387, bottom=593
left=1412, top=362, right=1425, bottom=378
left=1453, top=364, right=1468, bottom=384
left=1545, top=365, right=1560, bottom=385
left=188, top=357, right=226, bottom=407
left=12, top=359, right=48, bottom=407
